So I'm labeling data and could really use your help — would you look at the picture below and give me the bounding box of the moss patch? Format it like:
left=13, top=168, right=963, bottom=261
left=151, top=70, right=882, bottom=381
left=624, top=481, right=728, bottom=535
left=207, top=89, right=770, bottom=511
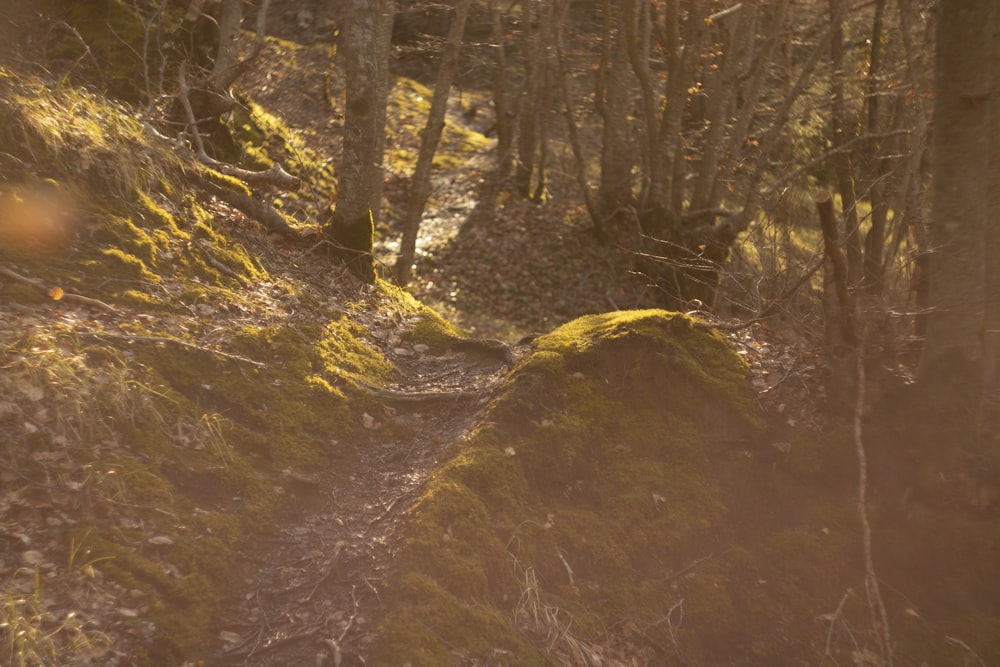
left=370, top=310, right=777, bottom=665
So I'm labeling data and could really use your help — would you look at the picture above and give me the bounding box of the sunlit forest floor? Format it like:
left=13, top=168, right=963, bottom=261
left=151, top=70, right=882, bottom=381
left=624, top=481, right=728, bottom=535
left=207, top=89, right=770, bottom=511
left=3, top=6, right=999, bottom=666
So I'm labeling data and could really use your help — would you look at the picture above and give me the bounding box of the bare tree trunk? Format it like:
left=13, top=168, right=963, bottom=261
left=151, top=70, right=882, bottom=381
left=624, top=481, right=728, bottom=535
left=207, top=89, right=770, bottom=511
left=917, top=0, right=995, bottom=395
left=623, top=0, right=658, bottom=201
left=554, top=0, right=600, bottom=237
left=211, top=0, right=243, bottom=83
left=532, top=0, right=554, bottom=202
left=829, top=0, right=863, bottom=287
left=371, top=0, right=395, bottom=227
left=394, top=0, right=470, bottom=286
left=327, top=0, right=382, bottom=282
left=595, top=0, right=633, bottom=220
left=490, top=1, right=513, bottom=186
left=861, top=0, right=889, bottom=291
left=514, top=0, right=541, bottom=198
left=689, top=4, right=751, bottom=213
left=727, top=0, right=791, bottom=173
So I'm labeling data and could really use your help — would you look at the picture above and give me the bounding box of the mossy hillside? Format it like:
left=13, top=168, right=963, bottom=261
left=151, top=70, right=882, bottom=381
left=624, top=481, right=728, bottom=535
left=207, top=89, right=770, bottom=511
left=0, top=65, right=436, bottom=663
left=233, top=93, right=339, bottom=220
left=385, top=76, right=494, bottom=175
left=371, top=310, right=795, bottom=665
left=0, top=70, right=272, bottom=311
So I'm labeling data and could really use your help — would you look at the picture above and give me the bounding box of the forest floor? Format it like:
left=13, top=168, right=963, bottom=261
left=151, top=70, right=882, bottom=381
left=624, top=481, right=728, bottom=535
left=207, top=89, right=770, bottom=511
left=0, top=15, right=836, bottom=667
left=200, top=32, right=832, bottom=666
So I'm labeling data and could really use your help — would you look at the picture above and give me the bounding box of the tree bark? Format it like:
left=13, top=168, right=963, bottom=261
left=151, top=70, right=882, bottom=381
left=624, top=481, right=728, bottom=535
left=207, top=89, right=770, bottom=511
left=327, top=0, right=381, bottom=282
left=394, top=0, right=470, bottom=286
left=982, top=1, right=1000, bottom=430
left=490, top=1, right=514, bottom=188
left=554, top=0, right=600, bottom=238
left=371, top=0, right=395, bottom=228
left=211, top=0, right=243, bottom=84
left=595, top=0, right=634, bottom=220
left=917, top=0, right=996, bottom=400
left=829, top=0, right=863, bottom=287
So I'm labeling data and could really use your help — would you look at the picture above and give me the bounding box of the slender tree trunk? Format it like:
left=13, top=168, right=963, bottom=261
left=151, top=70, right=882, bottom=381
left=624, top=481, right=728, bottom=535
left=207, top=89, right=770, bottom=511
left=595, top=0, right=633, bottom=220
left=393, top=0, right=470, bottom=286
left=690, top=4, right=751, bottom=213
left=862, top=0, right=888, bottom=291
left=211, top=0, right=243, bottom=83
left=532, top=0, right=554, bottom=202
left=514, top=0, right=541, bottom=198
left=829, top=0, right=863, bottom=287
left=327, top=0, right=382, bottom=282
left=490, top=2, right=513, bottom=187
left=623, top=0, right=658, bottom=201
left=554, top=0, right=600, bottom=237
left=371, top=0, right=395, bottom=227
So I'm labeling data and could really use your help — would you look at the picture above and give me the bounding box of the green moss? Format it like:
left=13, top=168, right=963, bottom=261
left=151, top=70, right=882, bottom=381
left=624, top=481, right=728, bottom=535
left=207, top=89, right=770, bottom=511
left=401, top=309, right=466, bottom=352
left=372, top=310, right=766, bottom=664
left=196, top=166, right=252, bottom=197
left=99, top=247, right=161, bottom=283
left=373, top=573, right=545, bottom=667
left=95, top=215, right=160, bottom=265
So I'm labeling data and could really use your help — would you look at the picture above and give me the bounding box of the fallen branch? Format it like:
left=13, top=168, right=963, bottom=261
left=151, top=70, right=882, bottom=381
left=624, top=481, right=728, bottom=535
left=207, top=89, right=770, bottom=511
left=0, top=265, right=121, bottom=314
left=187, top=170, right=303, bottom=240
left=76, top=332, right=266, bottom=369
left=177, top=62, right=299, bottom=190
left=175, top=62, right=303, bottom=237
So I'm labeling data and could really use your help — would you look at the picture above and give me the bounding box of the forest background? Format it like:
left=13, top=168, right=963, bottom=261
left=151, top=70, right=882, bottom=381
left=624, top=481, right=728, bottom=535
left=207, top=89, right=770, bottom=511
left=0, top=0, right=998, bottom=665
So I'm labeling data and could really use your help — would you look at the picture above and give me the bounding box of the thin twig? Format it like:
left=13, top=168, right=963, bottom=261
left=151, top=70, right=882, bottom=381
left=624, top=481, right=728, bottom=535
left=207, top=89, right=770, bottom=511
left=76, top=332, right=266, bottom=368
left=853, top=322, right=893, bottom=665
left=944, top=635, right=987, bottom=667
left=0, top=265, right=121, bottom=314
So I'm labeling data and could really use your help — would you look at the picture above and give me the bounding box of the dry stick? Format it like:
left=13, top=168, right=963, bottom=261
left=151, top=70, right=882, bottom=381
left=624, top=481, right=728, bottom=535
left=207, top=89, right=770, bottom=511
left=817, top=192, right=891, bottom=660
left=0, top=265, right=121, bottom=314
left=853, top=325, right=893, bottom=666
left=77, top=332, right=266, bottom=368
left=944, top=636, right=987, bottom=667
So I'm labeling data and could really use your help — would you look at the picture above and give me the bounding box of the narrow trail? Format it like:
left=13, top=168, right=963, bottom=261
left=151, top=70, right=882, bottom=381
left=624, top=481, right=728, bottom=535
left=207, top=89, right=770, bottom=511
left=210, top=339, right=516, bottom=666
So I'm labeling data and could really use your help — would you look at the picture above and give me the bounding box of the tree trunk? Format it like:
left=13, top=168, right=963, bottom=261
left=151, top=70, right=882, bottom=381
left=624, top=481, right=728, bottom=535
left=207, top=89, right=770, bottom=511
left=554, top=0, right=600, bottom=237
left=211, top=0, right=243, bottom=84
left=371, top=0, right=395, bottom=228
left=829, top=0, right=863, bottom=287
left=514, top=0, right=541, bottom=198
left=982, top=1, right=1000, bottom=432
left=595, top=0, right=633, bottom=220
left=490, top=1, right=514, bottom=189
left=394, top=0, right=470, bottom=286
left=861, top=0, right=888, bottom=291
left=327, top=0, right=382, bottom=282
left=917, top=0, right=996, bottom=404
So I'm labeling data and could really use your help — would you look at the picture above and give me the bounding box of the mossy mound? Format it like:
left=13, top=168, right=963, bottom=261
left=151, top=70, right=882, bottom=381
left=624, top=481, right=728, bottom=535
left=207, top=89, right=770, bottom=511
left=370, top=310, right=1000, bottom=665
left=372, top=311, right=767, bottom=664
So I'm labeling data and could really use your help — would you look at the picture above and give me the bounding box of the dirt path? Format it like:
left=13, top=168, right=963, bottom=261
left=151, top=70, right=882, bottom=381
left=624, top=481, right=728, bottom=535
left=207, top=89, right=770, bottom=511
left=210, top=340, right=515, bottom=666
